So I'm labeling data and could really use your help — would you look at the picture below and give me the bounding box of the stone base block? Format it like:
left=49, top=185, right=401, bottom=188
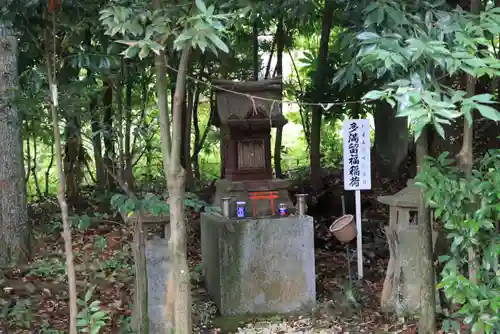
left=200, top=213, right=316, bottom=316
left=144, top=236, right=170, bottom=333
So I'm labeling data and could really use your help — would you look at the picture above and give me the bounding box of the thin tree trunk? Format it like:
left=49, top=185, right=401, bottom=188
left=457, top=3, right=482, bottom=334
left=416, top=127, right=436, bottom=334
left=183, top=88, right=194, bottom=188
left=44, top=17, right=78, bottom=334
left=274, top=18, right=285, bottom=178
left=152, top=0, right=174, bottom=330
left=0, top=22, right=30, bottom=266
left=191, top=59, right=208, bottom=179
left=116, top=61, right=125, bottom=183
left=192, top=90, right=201, bottom=179
left=310, top=0, right=335, bottom=190
left=45, top=136, right=54, bottom=197
left=103, top=78, right=115, bottom=189
left=25, top=124, right=31, bottom=185
left=288, top=50, right=310, bottom=145
left=32, top=132, right=42, bottom=198
left=90, top=95, right=104, bottom=188
left=85, top=31, right=104, bottom=188
left=63, top=119, right=82, bottom=203
left=131, top=214, right=148, bottom=334
left=190, top=62, right=204, bottom=180
left=374, top=102, right=409, bottom=180
left=168, top=45, right=192, bottom=334
left=457, top=0, right=480, bottom=290
left=124, top=65, right=134, bottom=188
left=264, top=37, right=276, bottom=80
left=253, top=19, right=259, bottom=80
left=192, top=93, right=215, bottom=178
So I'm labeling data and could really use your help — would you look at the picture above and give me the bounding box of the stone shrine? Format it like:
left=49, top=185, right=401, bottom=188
left=200, top=78, right=316, bottom=316
left=210, top=77, right=294, bottom=216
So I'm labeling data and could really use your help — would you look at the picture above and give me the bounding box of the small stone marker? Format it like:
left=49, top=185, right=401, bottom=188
left=144, top=236, right=170, bottom=333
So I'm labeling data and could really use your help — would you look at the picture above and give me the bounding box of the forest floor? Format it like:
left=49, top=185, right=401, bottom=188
left=0, top=173, right=458, bottom=334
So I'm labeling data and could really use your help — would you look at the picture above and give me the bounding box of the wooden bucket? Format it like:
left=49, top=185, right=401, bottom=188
left=329, top=214, right=356, bottom=243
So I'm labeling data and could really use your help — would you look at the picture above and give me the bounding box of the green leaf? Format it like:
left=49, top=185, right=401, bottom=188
left=461, top=103, right=473, bottom=124
left=332, top=68, right=346, bottom=86
left=471, top=94, right=495, bottom=104
left=206, top=33, right=229, bottom=53
left=122, top=45, right=140, bottom=59
left=84, top=285, right=96, bottom=302
left=76, top=318, right=90, bottom=327
left=91, top=310, right=109, bottom=320
left=89, top=300, right=101, bottom=309
left=362, top=90, right=384, bottom=100
left=195, top=0, right=207, bottom=13
left=438, top=255, right=450, bottom=262
left=442, top=319, right=451, bottom=330
left=434, top=120, right=446, bottom=139
left=462, top=57, right=486, bottom=68
left=356, top=32, right=380, bottom=41
left=451, top=235, right=464, bottom=251
left=475, top=104, right=500, bottom=121
left=91, top=326, right=102, bottom=334
left=386, top=98, right=396, bottom=108
left=138, top=46, right=150, bottom=60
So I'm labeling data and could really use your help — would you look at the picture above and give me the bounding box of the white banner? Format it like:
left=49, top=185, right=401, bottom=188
left=343, top=119, right=371, bottom=191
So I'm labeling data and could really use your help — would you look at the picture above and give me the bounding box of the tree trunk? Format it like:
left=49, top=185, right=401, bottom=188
left=274, top=17, right=285, bottom=178
left=90, top=95, right=105, bottom=188
left=103, top=79, right=115, bottom=189
left=32, top=132, right=42, bottom=198
left=45, top=136, right=54, bottom=196
left=124, top=68, right=134, bottom=189
left=0, top=22, right=30, bottom=266
left=152, top=1, right=174, bottom=330
left=192, top=92, right=215, bottom=180
left=64, top=117, right=83, bottom=203
left=416, top=127, right=436, bottom=333
left=182, top=89, right=194, bottom=188
left=457, top=0, right=480, bottom=294
left=116, top=63, right=125, bottom=183
left=374, top=102, right=409, bottom=181
left=191, top=65, right=204, bottom=180
left=25, top=124, right=31, bottom=185
left=288, top=50, right=311, bottom=146
left=131, top=214, right=148, bottom=334
left=86, top=26, right=105, bottom=190
left=192, top=93, right=201, bottom=180
left=310, top=0, right=335, bottom=190
left=168, top=45, right=192, bottom=333
left=253, top=19, right=259, bottom=80
left=264, top=37, right=276, bottom=80
left=44, top=17, right=78, bottom=334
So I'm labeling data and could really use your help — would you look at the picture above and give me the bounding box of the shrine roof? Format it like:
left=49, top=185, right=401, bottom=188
left=211, top=77, right=284, bottom=126
left=377, top=179, right=420, bottom=208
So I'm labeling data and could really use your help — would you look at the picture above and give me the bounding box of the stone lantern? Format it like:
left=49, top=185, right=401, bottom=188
left=377, top=179, right=438, bottom=315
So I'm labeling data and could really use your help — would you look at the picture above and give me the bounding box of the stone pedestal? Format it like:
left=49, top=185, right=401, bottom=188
left=213, top=179, right=294, bottom=217
left=144, top=236, right=170, bottom=333
left=200, top=213, right=316, bottom=316
left=382, top=225, right=439, bottom=315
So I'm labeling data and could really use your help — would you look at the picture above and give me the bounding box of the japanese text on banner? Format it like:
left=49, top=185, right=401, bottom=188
left=343, top=119, right=371, bottom=191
